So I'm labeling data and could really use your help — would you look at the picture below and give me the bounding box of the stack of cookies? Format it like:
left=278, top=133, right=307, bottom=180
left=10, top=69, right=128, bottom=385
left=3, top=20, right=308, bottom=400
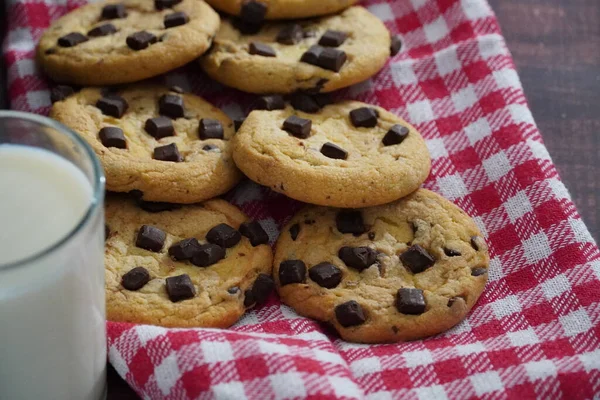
left=41, top=0, right=490, bottom=343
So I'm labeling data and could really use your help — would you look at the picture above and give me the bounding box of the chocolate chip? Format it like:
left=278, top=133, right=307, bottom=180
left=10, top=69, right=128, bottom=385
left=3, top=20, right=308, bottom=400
left=309, top=262, right=342, bottom=288
left=276, top=24, right=303, bottom=44
left=447, top=297, right=462, bottom=307
left=471, top=267, right=487, bottom=276
left=368, top=232, right=376, bottom=240
left=169, top=85, right=184, bottom=93
left=58, top=32, right=88, bottom=47
left=45, top=48, right=57, bottom=55
left=290, top=93, right=320, bottom=113
left=336, top=210, right=366, bottom=235
left=203, top=144, right=219, bottom=151
left=240, top=0, right=267, bottom=25
left=99, top=126, right=126, bottom=149
left=444, top=248, right=461, bottom=257
left=88, top=23, right=117, bottom=37
left=396, top=288, right=426, bottom=315
left=121, top=267, right=150, bottom=290
left=301, top=45, right=323, bottom=67
left=318, top=30, right=347, bottom=47
left=252, top=273, right=274, bottom=305
left=400, top=245, right=435, bottom=273
left=255, top=95, right=285, bottom=110
left=382, top=125, right=409, bottom=146
left=243, top=289, right=255, bottom=307
left=279, top=260, right=306, bottom=286
left=145, top=117, right=174, bottom=139
left=159, top=94, right=185, bottom=119
left=350, top=107, right=378, bottom=128
left=164, top=12, right=189, bottom=28
left=471, top=236, right=482, bottom=251
left=233, top=19, right=262, bottom=35
left=198, top=119, right=224, bottom=139
left=206, top=223, right=241, bottom=248
left=105, top=224, right=110, bottom=240
left=390, top=34, right=402, bottom=56
left=166, top=274, right=195, bottom=302
left=135, top=225, right=166, bottom=252
left=338, top=246, right=377, bottom=271
left=155, top=0, right=182, bottom=10
left=249, top=42, right=276, bottom=57
left=234, top=117, right=245, bottom=132
left=191, top=244, right=226, bottom=267
left=168, top=238, right=201, bottom=260
left=283, top=116, right=311, bottom=139
left=228, top=286, right=240, bottom=294
left=126, top=31, right=157, bottom=50
left=317, top=48, right=347, bottom=72
left=335, top=301, right=366, bottom=327
left=289, top=223, right=300, bottom=240
left=320, top=142, right=347, bottom=160
left=96, top=95, right=128, bottom=118
left=314, top=93, right=332, bottom=107
left=239, top=221, right=269, bottom=246
left=137, top=200, right=182, bottom=213
left=50, top=85, right=75, bottom=103
left=101, top=3, right=127, bottom=19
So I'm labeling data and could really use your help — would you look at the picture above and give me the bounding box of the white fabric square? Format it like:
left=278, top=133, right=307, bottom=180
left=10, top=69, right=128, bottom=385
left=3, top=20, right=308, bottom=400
left=592, top=261, right=600, bottom=281
left=403, top=349, right=434, bottom=367
left=270, top=373, right=307, bottom=398
left=201, top=341, right=234, bottom=363
left=280, top=304, right=301, bottom=319
left=455, top=342, right=486, bottom=356
left=569, top=217, right=592, bottom=244
left=329, top=376, right=361, bottom=397
left=108, top=345, right=130, bottom=376
left=7, top=28, right=34, bottom=51
left=259, top=340, right=290, bottom=355
left=410, top=0, right=428, bottom=9
left=415, top=385, right=448, bottom=400
left=233, top=310, right=260, bottom=326
left=26, top=90, right=51, bottom=110
left=212, top=381, right=247, bottom=399
left=15, top=59, right=36, bottom=77
left=424, top=16, right=449, bottom=43
left=527, top=139, right=552, bottom=161
left=154, top=354, right=181, bottom=396
left=426, top=138, right=448, bottom=159
left=542, top=274, right=571, bottom=299
left=313, top=349, right=344, bottom=365
left=465, top=117, right=492, bottom=145
left=483, top=152, right=512, bottom=182
left=437, top=174, right=468, bottom=200
left=522, top=232, right=552, bottom=263
left=487, top=257, right=503, bottom=282
left=560, top=309, right=592, bottom=337
left=390, top=62, right=419, bottom=86
left=136, top=325, right=167, bottom=345
left=470, top=371, right=504, bottom=396
left=579, top=350, right=600, bottom=372
left=478, top=34, right=506, bottom=59
left=368, top=3, right=395, bottom=21
left=547, top=178, right=571, bottom=201
left=445, top=318, right=472, bottom=335
left=504, top=191, right=533, bottom=222
left=366, top=391, right=394, bottom=400
left=493, top=68, right=520, bottom=89
left=473, top=216, right=488, bottom=237
left=351, top=357, right=382, bottom=378
left=491, top=295, right=522, bottom=318
left=349, top=79, right=373, bottom=97
left=451, top=86, right=478, bottom=112
left=435, top=47, right=462, bottom=76
left=525, top=360, right=557, bottom=381
left=407, top=100, right=435, bottom=124
left=508, top=328, right=539, bottom=347
left=461, top=0, right=492, bottom=20
left=509, top=104, right=535, bottom=125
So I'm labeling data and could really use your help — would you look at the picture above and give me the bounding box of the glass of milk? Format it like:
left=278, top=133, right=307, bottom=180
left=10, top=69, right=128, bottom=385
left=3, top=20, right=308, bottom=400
left=0, top=111, right=106, bottom=400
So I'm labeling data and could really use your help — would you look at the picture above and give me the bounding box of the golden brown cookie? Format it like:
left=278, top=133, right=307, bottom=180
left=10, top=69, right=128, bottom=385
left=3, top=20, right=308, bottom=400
left=273, top=189, right=489, bottom=343
left=200, top=7, right=391, bottom=94
left=38, top=0, right=219, bottom=85
left=205, top=0, right=358, bottom=20
left=50, top=85, right=242, bottom=203
left=232, top=99, right=431, bottom=208
left=105, top=194, right=274, bottom=328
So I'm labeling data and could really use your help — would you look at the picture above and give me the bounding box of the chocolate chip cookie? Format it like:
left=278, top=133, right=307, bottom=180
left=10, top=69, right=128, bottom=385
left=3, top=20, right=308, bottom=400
left=200, top=6, right=391, bottom=94
left=50, top=85, right=242, bottom=203
left=38, top=0, right=219, bottom=85
left=205, top=0, right=357, bottom=20
left=232, top=99, right=431, bottom=207
left=274, top=189, right=489, bottom=343
left=105, top=194, right=273, bottom=327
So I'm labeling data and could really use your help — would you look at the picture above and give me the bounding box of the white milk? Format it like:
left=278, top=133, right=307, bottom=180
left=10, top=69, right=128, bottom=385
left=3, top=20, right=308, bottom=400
left=0, top=145, right=106, bottom=400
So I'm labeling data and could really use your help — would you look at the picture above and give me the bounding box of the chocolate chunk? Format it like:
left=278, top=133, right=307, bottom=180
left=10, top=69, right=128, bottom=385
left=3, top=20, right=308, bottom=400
left=471, top=236, right=482, bottom=251
left=101, top=3, right=127, bottom=19
left=350, top=107, right=378, bottom=128
left=234, top=117, right=245, bottom=132
left=135, top=225, right=166, bottom=252
left=335, top=301, right=366, bottom=327
left=137, top=200, right=182, bottom=213
left=198, top=118, right=224, bottom=139
left=203, top=144, right=219, bottom=151
left=45, top=48, right=57, bottom=55
left=251, top=273, right=274, bottom=305
left=169, top=85, right=184, bottom=93
left=145, top=117, right=174, bottom=139
left=444, top=248, right=461, bottom=257
left=400, top=245, right=435, bottom=273
left=336, top=210, right=366, bottom=235
left=126, top=31, right=157, bottom=50
left=155, top=0, right=182, bottom=10
left=368, top=232, right=376, bottom=240
left=166, top=274, right=195, bottom=302
left=249, top=42, right=276, bottom=57
left=320, top=142, right=347, bottom=160
left=255, top=95, right=285, bottom=110
left=283, top=116, right=311, bottom=139
left=396, top=288, right=426, bottom=314
left=191, top=244, right=226, bottom=267
left=390, top=34, right=402, bottom=56
left=228, top=286, right=240, bottom=294
left=239, top=221, right=269, bottom=246
left=99, top=126, right=126, bottom=149
left=314, top=93, right=332, bottom=107
left=88, top=23, right=117, bottom=37
left=471, top=267, right=487, bottom=276
left=447, top=297, right=462, bottom=307
left=206, top=223, right=241, bottom=248
left=382, top=125, right=409, bottom=146
left=240, top=0, right=267, bottom=25
left=121, top=267, right=150, bottom=291
left=290, top=93, right=320, bottom=113
left=300, top=45, right=323, bottom=65
left=233, top=20, right=262, bottom=35
left=279, top=260, right=306, bottom=286
left=58, top=32, right=88, bottom=47
left=318, top=30, right=347, bottom=47
left=168, top=238, right=201, bottom=260
left=243, top=289, right=256, bottom=307
left=289, top=223, right=300, bottom=240
left=338, top=246, right=377, bottom=271
left=159, top=94, right=185, bottom=119
left=50, top=85, right=75, bottom=103
left=317, top=48, right=346, bottom=72
left=105, top=224, right=110, bottom=240
left=96, top=95, right=128, bottom=118
left=164, top=12, right=189, bottom=28
left=309, top=262, right=342, bottom=288
left=276, top=24, right=303, bottom=44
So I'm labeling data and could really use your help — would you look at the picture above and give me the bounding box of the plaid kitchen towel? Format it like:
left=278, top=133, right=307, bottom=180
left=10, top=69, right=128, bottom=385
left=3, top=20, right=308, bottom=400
left=4, top=0, right=600, bottom=398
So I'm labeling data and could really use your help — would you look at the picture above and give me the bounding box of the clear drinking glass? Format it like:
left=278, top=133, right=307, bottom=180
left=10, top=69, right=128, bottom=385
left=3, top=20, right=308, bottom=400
left=0, top=111, right=106, bottom=400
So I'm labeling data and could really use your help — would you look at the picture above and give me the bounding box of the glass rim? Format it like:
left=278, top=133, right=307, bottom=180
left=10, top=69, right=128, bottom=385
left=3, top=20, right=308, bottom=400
left=0, top=110, right=105, bottom=271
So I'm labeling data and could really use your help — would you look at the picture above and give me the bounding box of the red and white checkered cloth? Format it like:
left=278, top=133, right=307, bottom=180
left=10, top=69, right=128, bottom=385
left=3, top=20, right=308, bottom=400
left=4, top=0, right=600, bottom=398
